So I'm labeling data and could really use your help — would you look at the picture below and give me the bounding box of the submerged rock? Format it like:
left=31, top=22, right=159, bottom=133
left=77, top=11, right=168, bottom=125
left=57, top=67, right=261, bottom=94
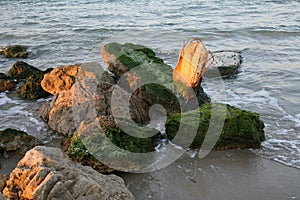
left=3, top=146, right=134, bottom=200
left=205, top=51, right=242, bottom=78
left=0, top=128, right=41, bottom=156
left=0, top=45, right=28, bottom=58
left=165, top=103, right=265, bottom=150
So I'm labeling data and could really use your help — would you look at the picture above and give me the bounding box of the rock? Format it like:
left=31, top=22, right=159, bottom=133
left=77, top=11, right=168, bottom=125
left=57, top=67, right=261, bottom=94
left=17, top=71, right=49, bottom=99
left=41, top=63, right=114, bottom=95
left=5, top=61, right=51, bottom=99
left=205, top=51, right=242, bottom=78
left=7, top=61, right=40, bottom=80
left=39, top=78, right=152, bottom=136
left=165, top=103, right=265, bottom=150
left=3, top=146, right=134, bottom=200
left=0, top=128, right=41, bottom=156
left=101, top=42, right=165, bottom=78
left=101, top=42, right=210, bottom=113
left=0, top=80, right=14, bottom=92
left=0, top=45, right=28, bottom=58
left=0, top=174, right=8, bottom=192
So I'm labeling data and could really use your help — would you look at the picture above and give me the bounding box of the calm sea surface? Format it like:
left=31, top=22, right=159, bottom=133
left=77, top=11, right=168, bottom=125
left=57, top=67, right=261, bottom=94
left=0, top=0, right=300, bottom=169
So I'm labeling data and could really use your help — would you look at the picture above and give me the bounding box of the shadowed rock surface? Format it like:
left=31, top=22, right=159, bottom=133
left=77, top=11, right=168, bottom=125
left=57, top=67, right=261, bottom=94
left=0, top=128, right=41, bottom=156
left=3, top=146, right=134, bottom=200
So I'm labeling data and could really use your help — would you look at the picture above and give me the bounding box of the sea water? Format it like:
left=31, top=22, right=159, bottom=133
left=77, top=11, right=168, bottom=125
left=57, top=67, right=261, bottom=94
left=0, top=0, right=299, bottom=169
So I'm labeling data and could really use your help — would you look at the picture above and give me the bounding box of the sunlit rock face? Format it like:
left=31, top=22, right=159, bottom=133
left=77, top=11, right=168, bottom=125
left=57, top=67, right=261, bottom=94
left=3, top=146, right=135, bottom=200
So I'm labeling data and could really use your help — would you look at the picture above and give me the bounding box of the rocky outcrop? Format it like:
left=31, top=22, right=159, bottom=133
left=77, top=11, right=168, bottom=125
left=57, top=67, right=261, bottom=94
left=0, top=45, right=28, bottom=58
left=165, top=103, right=265, bottom=150
left=4, top=61, right=51, bottom=99
left=205, top=51, right=242, bottom=78
left=3, top=146, right=134, bottom=200
left=0, top=128, right=41, bottom=156
left=101, top=42, right=211, bottom=112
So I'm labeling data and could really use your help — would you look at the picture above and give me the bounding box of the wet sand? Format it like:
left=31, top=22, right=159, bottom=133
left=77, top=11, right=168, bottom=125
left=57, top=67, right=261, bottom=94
left=1, top=149, right=299, bottom=199
left=120, top=150, right=300, bottom=200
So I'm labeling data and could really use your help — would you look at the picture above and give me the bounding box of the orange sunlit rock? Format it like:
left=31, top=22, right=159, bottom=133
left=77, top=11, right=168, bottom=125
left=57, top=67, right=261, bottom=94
left=173, top=38, right=209, bottom=89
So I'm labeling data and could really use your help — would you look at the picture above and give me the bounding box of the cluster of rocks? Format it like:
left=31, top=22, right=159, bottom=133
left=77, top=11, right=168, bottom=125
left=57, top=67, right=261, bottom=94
left=0, top=43, right=265, bottom=199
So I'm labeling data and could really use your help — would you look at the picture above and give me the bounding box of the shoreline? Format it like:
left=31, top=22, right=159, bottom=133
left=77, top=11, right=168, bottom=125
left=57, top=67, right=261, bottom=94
left=120, top=149, right=300, bottom=200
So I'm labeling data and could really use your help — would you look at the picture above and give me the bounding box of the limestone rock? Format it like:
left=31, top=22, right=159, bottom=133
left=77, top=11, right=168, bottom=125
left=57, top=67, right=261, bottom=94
left=205, top=51, right=242, bottom=78
left=101, top=42, right=210, bottom=113
left=165, top=103, right=265, bottom=150
left=0, top=45, right=28, bottom=58
left=41, top=63, right=114, bottom=95
left=3, top=146, right=134, bottom=200
left=0, top=128, right=41, bottom=156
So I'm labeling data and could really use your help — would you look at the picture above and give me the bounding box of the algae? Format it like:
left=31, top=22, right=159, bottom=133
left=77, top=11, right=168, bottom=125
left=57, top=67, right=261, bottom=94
left=165, top=103, right=265, bottom=150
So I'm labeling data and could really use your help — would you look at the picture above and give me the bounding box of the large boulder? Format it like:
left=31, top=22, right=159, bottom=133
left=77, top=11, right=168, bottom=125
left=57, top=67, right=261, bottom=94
left=101, top=42, right=210, bottom=112
left=0, top=45, right=28, bottom=58
left=3, top=146, right=134, bottom=200
left=165, top=103, right=265, bottom=150
left=0, top=128, right=41, bottom=156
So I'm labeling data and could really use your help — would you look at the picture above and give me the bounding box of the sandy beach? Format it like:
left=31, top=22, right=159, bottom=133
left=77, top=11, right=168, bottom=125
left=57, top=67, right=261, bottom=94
left=120, top=150, right=300, bottom=200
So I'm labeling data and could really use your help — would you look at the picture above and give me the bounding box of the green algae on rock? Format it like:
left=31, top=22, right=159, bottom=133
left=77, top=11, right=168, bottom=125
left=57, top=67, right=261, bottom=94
left=165, top=103, right=265, bottom=150
left=66, top=127, right=158, bottom=173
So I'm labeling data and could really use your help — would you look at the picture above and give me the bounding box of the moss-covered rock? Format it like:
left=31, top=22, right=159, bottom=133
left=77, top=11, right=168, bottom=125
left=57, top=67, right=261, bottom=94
left=101, top=42, right=210, bottom=115
left=66, top=127, right=158, bottom=173
left=0, top=45, right=28, bottom=58
left=101, top=42, right=165, bottom=75
left=165, top=103, right=265, bottom=150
